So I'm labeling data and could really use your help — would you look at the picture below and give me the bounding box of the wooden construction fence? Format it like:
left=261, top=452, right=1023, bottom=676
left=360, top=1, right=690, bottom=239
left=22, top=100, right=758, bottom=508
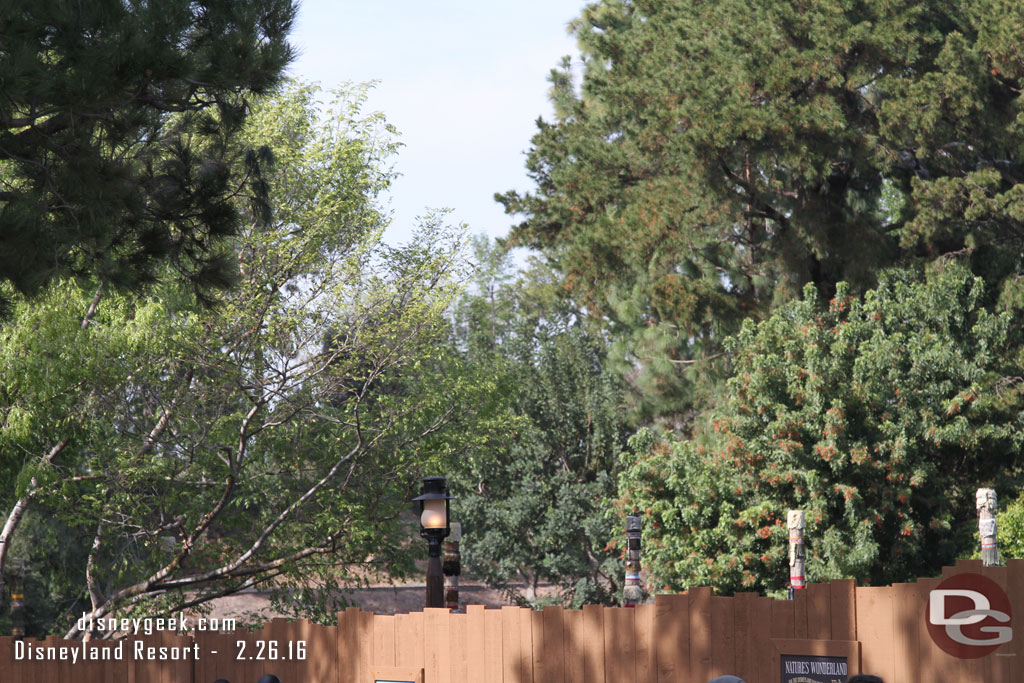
left=1, top=559, right=1021, bottom=682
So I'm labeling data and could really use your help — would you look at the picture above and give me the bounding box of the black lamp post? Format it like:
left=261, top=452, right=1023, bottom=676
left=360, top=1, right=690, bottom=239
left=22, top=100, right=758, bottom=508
left=412, top=476, right=455, bottom=608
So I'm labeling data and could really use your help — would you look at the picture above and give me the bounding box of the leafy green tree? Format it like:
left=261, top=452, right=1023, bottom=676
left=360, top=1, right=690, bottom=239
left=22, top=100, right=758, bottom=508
left=0, top=0, right=296, bottom=303
left=0, top=83, right=483, bottom=637
left=996, top=492, right=1024, bottom=559
left=617, top=263, right=1024, bottom=595
left=449, top=240, right=630, bottom=607
left=499, top=0, right=1024, bottom=421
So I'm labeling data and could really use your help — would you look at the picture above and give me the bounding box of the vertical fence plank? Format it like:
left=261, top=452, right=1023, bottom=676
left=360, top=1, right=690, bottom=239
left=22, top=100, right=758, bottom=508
left=373, top=614, right=397, bottom=668
left=501, top=607, right=521, bottom=683
left=563, top=609, right=584, bottom=683
left=1007, top=559, right=1024, bottom=665
left=519, top=607, right=535, bottom=683
left=829, top=579, right=856, bottom=641
left=328, top=621, right=343, bottom=683
left=465, top=606, right=486, bottom=683
left=531, top=610, right=545, bottom=683
left=14, top=637, right=29, bottom=683
left=582, top=603, right=605, bottom=683
left=80, top=641, right=99, bottom=683
left=14, top=645, right=25, bottom=683
left=914, top=577, right=945, bottom=683
left=0, top=637, right=14, bottom=683
left=770, top=596, right=794, bottom=640
left=806, top=582, right=831, bottom=640
left=285, top=620, right=304, bottom=683
left=249, top=627, right=268, bottom=683
left=449, top=611, right=469, bottom=683
left=57, top=638, right=69, bottom=683
left=247, top=628, right=267, bottom=683
left=357, top=611, right=373, bottom=683
left=396, top=612, right=424, bottom=670
left=58, top=636, right=75, bottom=683
left=747, top=596, right=775, bottom=683
left=654, top=594, right=688, bottom=683
left=634, top=604, right=656, bottom=683
left=129, top=635, right=155, bottom=683
left=484, top=608, right=503, bottom=682
left=710, top=595, right=735, bottom=679
left=689, top=587, right=713, bottom=682
left=50, top=647, right=62, bottom=683
left=856, top=586, right=894, bottom=683
left=266, top=618, right=295, bottom=683
left=982, top=565, right=1011, bottom=683
left=603, top=608, right=635, bottom=683
left=942, top=560, right=987, bottom=682
left=10, top=639, right=28, bottom=683
left=283, top=618, right=304, bottom=683
left=107, top=636, right=129, bottom=683
left=541, top=606, right=565, bottom=683
left=891, top=582, right=920, bottom=683
left=13, top=642, right=26, bottom=683
left=732, top=593, right=754, bottom=682
left=337, top=610, right=355, bottom=683
left=793, top=588, right=809, bottom=639
left=299, top=617, right=332, bottom=683
left=245, top=626, right=266, bottom=683
left=190, top=630, right=205, bottom=683
left=172, top=630, right=191, bottom=683
left=18, top=640, right=34, bottom=683
left=18, top=643, right=32, bottom=683
left=424, top=608, right=450, bottom=683
left=199, top=629, right=229, bottom=683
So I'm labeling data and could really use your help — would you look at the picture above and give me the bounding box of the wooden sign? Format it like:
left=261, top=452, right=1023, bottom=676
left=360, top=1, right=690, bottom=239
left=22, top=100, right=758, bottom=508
left=780, top=653, right=849, bottom=683
left=772, top=638, right=860, bottom=683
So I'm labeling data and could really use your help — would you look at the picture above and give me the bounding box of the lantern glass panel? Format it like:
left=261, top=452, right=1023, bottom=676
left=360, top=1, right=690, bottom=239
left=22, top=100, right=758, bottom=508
left=421, top=499, right=446, bottom=529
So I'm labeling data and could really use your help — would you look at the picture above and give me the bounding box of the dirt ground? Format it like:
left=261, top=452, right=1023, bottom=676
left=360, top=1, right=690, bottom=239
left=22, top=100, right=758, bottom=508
left=203, top=578, right=556, bottom=623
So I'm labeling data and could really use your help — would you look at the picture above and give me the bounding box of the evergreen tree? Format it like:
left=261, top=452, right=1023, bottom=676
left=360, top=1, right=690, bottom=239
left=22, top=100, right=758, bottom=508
left=616, top=264, right=1024, bottom=594
left=0, top=0, right=296, bottom=304
left=499, top=0, right=1024, bottom=421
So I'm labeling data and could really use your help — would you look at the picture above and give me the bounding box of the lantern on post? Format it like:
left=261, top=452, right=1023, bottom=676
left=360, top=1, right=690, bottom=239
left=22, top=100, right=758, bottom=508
left=413, top=476, right=455, bottom=608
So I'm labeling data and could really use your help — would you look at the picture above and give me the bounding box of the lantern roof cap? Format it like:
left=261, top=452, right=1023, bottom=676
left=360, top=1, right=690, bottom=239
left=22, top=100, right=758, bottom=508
left=412, top=476, right=456, bottom=501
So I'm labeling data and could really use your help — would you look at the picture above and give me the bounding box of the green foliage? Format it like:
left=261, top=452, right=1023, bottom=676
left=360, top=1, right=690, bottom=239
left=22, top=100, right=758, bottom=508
left=500, top=0, right=1024, bottom=424
left=997, top=491, right=1024, bottom=559
left=0, top=83, right=484, bottom=636
left=0, top=0, right=297, bottom=303
left=617, top=264, right=1024, bottom=595
left=449, top=240, right=630, bottom=607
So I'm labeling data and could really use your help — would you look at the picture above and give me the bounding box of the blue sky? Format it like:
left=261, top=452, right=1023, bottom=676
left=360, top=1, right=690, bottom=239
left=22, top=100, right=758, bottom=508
left=286, top=1, right=587, bottom=247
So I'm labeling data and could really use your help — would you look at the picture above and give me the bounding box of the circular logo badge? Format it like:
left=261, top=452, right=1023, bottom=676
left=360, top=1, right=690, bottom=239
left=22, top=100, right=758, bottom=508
left=926, top=573, right=1012, bottom=659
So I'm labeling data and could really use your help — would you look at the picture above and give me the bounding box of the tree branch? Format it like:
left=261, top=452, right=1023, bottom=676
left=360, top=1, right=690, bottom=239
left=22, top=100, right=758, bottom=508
left=81, top=281, right=104, bottom=330
left=0, top=439, right=70, bottom=590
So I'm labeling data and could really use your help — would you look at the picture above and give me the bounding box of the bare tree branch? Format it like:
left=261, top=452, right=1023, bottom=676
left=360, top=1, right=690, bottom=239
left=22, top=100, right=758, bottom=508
left=0, top=439, right=70, bottom=589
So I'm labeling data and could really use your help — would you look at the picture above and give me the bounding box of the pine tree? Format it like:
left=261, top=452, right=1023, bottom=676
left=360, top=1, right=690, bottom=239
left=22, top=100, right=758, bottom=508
left=0, top=0, right=297, bottom=303
left=499, top=0, right=1024, bottom=420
